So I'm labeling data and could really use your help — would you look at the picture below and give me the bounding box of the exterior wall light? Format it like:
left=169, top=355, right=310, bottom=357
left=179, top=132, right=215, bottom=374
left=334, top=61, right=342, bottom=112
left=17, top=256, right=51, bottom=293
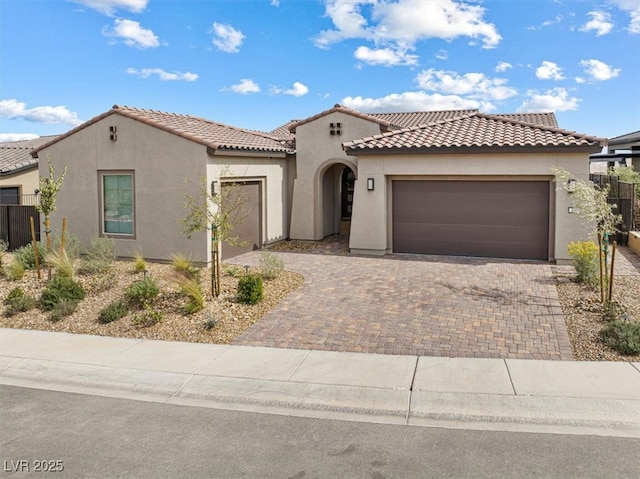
left=211, top=180, right=218, bottom=196
left=567, top=179, right=576, bottom=193
left=367, top=178, right=375, bottom=191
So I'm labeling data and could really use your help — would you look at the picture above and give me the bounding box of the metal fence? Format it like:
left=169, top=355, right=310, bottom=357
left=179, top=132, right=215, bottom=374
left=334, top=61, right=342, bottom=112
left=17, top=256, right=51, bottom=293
left=590, top=174, right=638, bottom=240
left=0, top=195, right=41, bottom=250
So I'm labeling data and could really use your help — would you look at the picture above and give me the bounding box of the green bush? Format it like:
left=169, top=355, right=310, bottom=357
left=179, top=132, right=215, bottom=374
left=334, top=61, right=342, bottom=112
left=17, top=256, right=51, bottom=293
left=259, top=251, right=284, bottom=280
left=223, top=264, right=246, bottom=278
left=567, top=241, right=599, bottom=287
left=132, top=303, right=163, bottom=326
left=600, top=320, right=640, bottom=355
left=4, top=295, right=36, bottom=317
left=45, top=250, right=75, bottom=279
left=4, top=287, right=25, bottom=305
left=98, top=300, right=129, bottom=324
left=51, top=230, right=83, bottom=261
left=13, top=243, right=44, bottom=270
left=173, top=275, right=204, bottom=314
left=132, top=250, right=147, bottom=273
left=237, top=274, right=264, bottom=305
left=126, top=277, right=160, bottom=306
left=49, top=298, right=78, bottom=322
left=40, top=276, right=85, bottom=311
left=78, top=237, right=116, bottom=275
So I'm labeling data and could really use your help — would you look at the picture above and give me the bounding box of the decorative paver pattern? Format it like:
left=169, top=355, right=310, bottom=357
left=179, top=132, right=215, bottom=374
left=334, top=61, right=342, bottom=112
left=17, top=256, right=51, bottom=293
left=233, top=240, right=573, bottom=360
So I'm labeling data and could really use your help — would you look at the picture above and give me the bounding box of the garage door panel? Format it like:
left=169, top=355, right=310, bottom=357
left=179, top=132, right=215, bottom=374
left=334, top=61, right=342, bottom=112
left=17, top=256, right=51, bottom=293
left=393, top=180, right=549, bottom=260
left=221, top=182, right=262, bottom=261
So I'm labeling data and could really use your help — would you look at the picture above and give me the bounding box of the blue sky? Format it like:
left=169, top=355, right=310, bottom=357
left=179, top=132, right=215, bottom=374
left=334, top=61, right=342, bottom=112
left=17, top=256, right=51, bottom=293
left=1, top=0, right=639, bottom=142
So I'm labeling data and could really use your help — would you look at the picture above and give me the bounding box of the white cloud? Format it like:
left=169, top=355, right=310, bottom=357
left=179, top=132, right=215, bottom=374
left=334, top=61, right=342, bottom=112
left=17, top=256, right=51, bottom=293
left=283, top=82, right=309, bottom=97
left=495, top=61, right=512, bottom=72
left=609, top=0, right=640, bottom=34
left=415, top=69, right=517, bottom=102
left=0, top=99, right=83, bottom=126
left=0, top=133, right=40, bottom=143
left=342, top=91, right=488, bottom=113
left=354, top=46, right=418, bottom=66
left=517, top=88, right=580, bottom=112
left=229, top=79, right=260, bottom=94
left=579, top=59, right=621, bottom=81
left=71, top=0, right=147, bottom=16
left=314, top=0, right=501, bottom=65
left=126, top=68, right=198, bottom=81
left=103, top=19, right=160, bottom=49
left=271, top=0, right=280, bottom=6
left=535, top=61, right=565, bottom=80
left=211, top=23, right=245, bottom=53
left=435, top=49, right=448, bottom=60
left=580, top=11, right=614, bottom=36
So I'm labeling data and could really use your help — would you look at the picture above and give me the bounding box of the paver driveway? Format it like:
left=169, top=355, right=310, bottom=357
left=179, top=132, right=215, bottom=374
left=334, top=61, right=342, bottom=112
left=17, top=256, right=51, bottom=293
left=233, top=242, right=573, bottom=360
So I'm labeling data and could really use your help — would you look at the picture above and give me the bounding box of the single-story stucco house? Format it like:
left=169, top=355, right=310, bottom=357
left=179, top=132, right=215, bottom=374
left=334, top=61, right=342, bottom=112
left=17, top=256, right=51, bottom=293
left=31, top=104, right=605, bottom=264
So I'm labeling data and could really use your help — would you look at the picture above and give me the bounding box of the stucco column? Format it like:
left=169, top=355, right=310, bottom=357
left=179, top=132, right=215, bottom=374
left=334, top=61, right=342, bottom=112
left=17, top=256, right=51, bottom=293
left=349, top=175, right=387, bottom=254
left=289, top=178, right=317, bottom=240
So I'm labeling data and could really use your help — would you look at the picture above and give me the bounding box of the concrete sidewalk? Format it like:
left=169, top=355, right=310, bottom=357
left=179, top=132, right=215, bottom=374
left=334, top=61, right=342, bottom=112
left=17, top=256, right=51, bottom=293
left=1, top=328, right=639, bottom=438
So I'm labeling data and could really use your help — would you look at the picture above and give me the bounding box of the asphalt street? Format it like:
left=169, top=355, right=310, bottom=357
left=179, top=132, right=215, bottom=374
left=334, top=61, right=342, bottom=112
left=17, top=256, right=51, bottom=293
left=2, top=385, right=639, bottom=479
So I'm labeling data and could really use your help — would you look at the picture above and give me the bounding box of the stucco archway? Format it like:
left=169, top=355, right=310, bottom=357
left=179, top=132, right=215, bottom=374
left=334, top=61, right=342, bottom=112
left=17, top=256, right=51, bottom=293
left=316, top=159, right=357, bottom=238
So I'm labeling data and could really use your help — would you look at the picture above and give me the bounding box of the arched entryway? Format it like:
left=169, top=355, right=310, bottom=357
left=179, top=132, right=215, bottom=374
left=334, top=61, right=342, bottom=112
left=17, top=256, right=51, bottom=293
left=321, top=163, right=356, bottom=237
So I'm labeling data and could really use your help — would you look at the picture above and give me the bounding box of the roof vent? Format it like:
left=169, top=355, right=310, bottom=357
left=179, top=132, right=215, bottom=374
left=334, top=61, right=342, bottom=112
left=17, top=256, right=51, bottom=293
left=330, top=122, right=342, bottom=136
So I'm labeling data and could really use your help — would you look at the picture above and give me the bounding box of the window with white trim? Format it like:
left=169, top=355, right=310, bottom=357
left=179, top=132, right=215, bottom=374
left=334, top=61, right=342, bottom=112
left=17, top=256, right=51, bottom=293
left=100, top=172, right=134, bottom=236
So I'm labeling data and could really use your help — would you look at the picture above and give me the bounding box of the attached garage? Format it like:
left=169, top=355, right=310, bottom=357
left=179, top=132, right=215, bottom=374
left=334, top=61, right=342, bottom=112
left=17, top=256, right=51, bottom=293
left=392, top=180, right=550, bottom=260
left=221, top=181, right=262, bottom=260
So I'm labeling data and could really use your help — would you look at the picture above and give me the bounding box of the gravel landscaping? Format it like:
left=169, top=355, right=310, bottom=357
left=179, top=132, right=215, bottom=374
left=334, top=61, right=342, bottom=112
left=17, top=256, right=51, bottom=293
left=1, top=242, right=639, bottom=361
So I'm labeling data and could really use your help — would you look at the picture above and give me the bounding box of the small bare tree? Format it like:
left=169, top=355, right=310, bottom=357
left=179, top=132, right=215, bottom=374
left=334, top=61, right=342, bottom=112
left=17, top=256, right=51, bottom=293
left=181, top=170, right=250, bottom=297
left=553, top=167, right=622, bottom=303
left=36, top=157, right=67, bottom=279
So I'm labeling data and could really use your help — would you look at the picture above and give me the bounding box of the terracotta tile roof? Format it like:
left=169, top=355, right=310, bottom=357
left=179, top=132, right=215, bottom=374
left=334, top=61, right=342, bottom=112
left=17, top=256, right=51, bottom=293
left=493, top=112, right=558, bottom=128
left=1, top=136, right=59, bottom=175
left=33, top=106, right=294, bottom=157
left=289, top=104, right=393, bottom=133
left=342, top=112, right=605, bottom=154
left=370, top=110, right=478, bottom=128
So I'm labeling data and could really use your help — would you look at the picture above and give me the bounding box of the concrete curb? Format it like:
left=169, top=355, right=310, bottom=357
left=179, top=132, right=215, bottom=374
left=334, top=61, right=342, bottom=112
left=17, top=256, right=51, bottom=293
left=2, top=329, right=640, bottom=437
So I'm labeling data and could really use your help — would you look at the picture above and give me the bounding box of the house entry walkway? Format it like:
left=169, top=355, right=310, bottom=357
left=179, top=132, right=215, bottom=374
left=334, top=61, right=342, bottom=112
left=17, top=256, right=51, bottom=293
left=233, top=237, right=574, bottom=360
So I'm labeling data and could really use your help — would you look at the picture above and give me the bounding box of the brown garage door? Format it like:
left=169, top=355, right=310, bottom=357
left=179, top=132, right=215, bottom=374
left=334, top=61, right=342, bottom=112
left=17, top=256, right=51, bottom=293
left=392, top=180, right=549, bottom=260
left=221, top=181, right=262, bottom=260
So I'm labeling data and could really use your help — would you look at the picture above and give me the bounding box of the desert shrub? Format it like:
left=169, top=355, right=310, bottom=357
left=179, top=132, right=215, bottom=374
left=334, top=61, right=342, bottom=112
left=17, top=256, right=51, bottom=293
left=13, top=243, right=44, bottom=270
left=3, top=288, right=36, bottom=317
left=132, top=249, right=147, bottom=273
left=132, top=303, right=163, bottom=326
left=237, top=274, right=263, bottom=305
left=204, top=318, right=217, bottom=330
left=259, top=251, right=284, bottom=280
left=0, top=239, right=8, bottom=276
left=126, top=277, right=160, bottom=306
left=600, top=320, right=640, bottom=355
left=170, top=252, right=200, bottom=280
left=223, top=264, right=245, bottom=278
left=51, top=230, right=83, bottom=261
left=49, top=298, right=78, bottom=322
left=567, top=241, right=599, bottom=287
left=174, top=275, right=204, bottom=314
left=78, top=237, right=116, bottom=275
left=45, top=250, right=74, bottom=279
left=98, top=300, right=129, bottom=324
left=7, top=261, right=25, bottom=281
left=40, top=276, right=85, bottom=311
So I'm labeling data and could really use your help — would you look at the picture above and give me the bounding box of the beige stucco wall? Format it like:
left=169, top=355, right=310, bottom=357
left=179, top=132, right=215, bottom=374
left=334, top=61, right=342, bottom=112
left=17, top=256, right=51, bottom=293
left=348, top=151, right=592, bottom=262
left=37, top=114, right=209, bottom=262
left=290, top=111, right=380, bottom=240
left=0, top=168, right=39, bottom=199
left=206, top=154, right=293, bottom=258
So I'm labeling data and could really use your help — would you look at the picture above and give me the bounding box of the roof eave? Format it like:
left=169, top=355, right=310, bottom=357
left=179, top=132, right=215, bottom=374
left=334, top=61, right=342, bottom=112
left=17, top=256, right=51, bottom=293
left=344, top=144, right=604, bottom=156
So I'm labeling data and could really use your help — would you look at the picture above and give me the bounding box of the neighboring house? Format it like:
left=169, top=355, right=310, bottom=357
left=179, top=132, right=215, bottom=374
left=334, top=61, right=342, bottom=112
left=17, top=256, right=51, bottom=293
left=31, top=104, right=604, bottom=264
left=590, top=130, right=640, bottom=172
left=0, top=136, right=58, bottom=205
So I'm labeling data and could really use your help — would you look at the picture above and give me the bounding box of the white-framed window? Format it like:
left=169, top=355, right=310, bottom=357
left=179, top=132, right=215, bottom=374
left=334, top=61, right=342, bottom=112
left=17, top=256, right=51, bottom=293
left=99, top=171, right=135, bottom=237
